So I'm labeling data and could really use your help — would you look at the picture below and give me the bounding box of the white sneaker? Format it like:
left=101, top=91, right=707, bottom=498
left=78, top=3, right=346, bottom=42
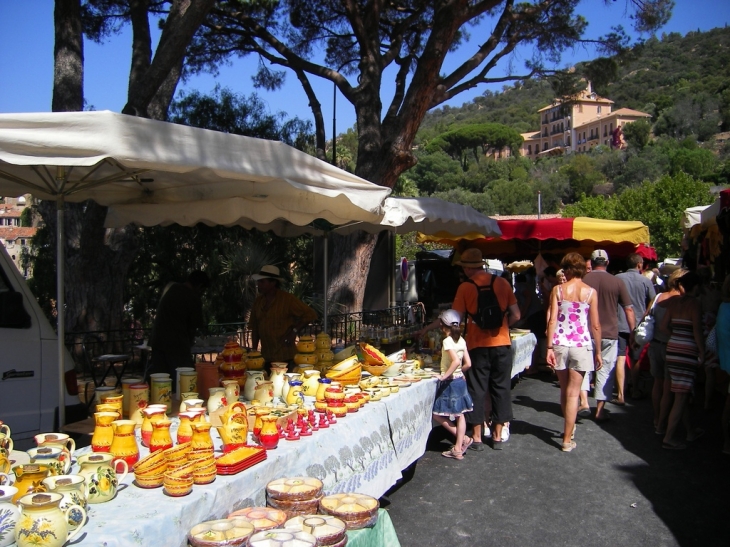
left=483, top=422, right=492, bottom=439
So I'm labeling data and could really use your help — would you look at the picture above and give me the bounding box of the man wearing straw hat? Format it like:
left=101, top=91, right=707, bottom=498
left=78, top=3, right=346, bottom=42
left=453, top=248, right=521, bottom=451
left=249, top=265, right=317, bottom=370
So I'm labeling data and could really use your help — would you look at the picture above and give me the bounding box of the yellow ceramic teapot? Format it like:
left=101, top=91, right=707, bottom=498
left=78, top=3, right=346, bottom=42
left=216, top=413, right=248, bottom=447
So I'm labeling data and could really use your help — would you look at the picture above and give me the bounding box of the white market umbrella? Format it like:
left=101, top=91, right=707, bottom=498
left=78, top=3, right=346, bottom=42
left=0, top=110, right=391, bottom=425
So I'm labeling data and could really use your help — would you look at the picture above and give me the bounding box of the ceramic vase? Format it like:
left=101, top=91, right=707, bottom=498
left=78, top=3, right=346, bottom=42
left=269, top=363, right=288, bottom=399
left=149, top=420, right=173, bottom=453
left=207, top=387, right=227, bottom=414
left=41, top=475, right=87, bottom=530
left=258, top=415, right=279, bottom=450
left=176, top=411, right=198, bottom=445
left=243, top=371, right=266, bottom=401
left=140, top=405, right=167, bottom=448
left=191, top=422, right=215, bottom=451
left=316, top=378, right=332, bottom=402
left=15, top=492, right=86, bottom=547
left=179, top=397, right=204, bottom=414
left=281, top=373, right=301, bottom=402
left=252, top=409, right=271, bottom=440
left=109, top=420, right=139, bottom=469
left=175, top=367, right=196, bottom=399
left=253, top=381, right=274, bottom=404
left=150, top=376, right=173, bottom=413
left=120, top=377, right=143, bottom=418
left=91, top=412, right=119, bottom=453
left=76, top=453, right=127, bottom=504
left=33, top=434, right=75, bottom=474
left=0, top=485, right=20, bottom=547
left=8, top=465, right=50, bottom=503
left=100, top=394, right=124, bottom=418
left=286, top=380, right=304, bottom=407
left=245, top=352, right=265, bottom=371
left=222, top=380, right=240, bottom=403
left=301, top=370, right=321, bottom=397
left=128, top=383, right=149, bottom=425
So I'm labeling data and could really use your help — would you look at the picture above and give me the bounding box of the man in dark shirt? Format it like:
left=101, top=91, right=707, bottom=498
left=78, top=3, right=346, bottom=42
left=149, top=270, right=210, bottom=389
left=584, top=250, right=635, bottom=421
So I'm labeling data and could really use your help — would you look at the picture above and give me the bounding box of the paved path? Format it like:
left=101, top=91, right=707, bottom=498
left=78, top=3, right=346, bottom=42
left=384, top=372, right=729, bottom=547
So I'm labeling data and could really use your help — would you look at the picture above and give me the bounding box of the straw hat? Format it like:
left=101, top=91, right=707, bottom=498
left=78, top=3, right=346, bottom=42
left=251, top=265, right=284, bottom=282
left=455, top=248, right=484, bottom=268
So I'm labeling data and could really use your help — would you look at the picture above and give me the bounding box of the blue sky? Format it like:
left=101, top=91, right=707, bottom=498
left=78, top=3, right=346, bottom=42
left=1, top=1, right=729, bottom=134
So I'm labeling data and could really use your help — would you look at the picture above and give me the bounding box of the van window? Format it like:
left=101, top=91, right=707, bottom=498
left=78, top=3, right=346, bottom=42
left=0, top=267, right=31, bottom=329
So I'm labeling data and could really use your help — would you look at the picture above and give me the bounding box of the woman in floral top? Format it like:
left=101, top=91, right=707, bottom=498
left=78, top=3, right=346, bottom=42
left=546, top=253, right=602, bottom=452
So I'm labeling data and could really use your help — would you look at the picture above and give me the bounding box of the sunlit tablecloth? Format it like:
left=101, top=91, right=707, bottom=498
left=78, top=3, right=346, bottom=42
left=69, top=378, right=436, bottom=546
left=510, top=333, right=537, bottom=378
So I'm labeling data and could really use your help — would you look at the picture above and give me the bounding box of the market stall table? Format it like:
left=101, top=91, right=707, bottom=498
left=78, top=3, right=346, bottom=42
left=510, top=332, right=538, bottom=378
left=66, top=378, right=436, bottom=546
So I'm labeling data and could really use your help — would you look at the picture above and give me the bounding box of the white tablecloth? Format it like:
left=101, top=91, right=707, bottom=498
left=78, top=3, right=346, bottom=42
left=510, top=333, right=537, bottom=378
left=68, top=379, right=437, bottom=546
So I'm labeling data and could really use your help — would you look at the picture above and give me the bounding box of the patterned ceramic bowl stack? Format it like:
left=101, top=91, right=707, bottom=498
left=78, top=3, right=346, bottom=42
left=227, top=507, right=288, bottom=533
left=319, top=493, right=379, bottom=529
left=187, top=518, right=255, bottom=547
left=266, top=477, right=324, bottom=519
left=284, top=515, right=348, bottom=547
left=133, top=450, right=168, bottom=489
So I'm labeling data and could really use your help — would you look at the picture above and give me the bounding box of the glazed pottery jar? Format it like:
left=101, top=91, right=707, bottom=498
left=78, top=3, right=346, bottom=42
left=190, top=422, right=214, bottom=451
left=91, top=412, right=119, bottom=453
left=216, top=413, right=248, bottom=447
left=175, top=367, right=195, bottom=399
left=26, top=447, right=65, bottom=477
left=315, top=377, right=333, bottom=402
left=252, top=408, right=271, bottom=440
left=100, top=393, right=124, bottom=417
left=222, top=379, right=241, bottom=403
left=293, top=353, right=318, bottom=367
left=243, top=371, right=266, bottom=401
left=93, top=386, right=117, bottom=409
left=150, top=376, right=173, bottom=412
left=15, top=493, right=86, bottom=547
left=109, top=420, right=139, bottom=469
left=176, top=412, right=197, bottom=445
left=281, top=373, right=301, bottom=401
left=301, top=369, right=321, bottom=396
left=140, top=405, right=168, bottom=448
left=253, top=381, right=274, bottom=404
left=34, top=434, right=75, bottom=472
left=77, top=453, right=127, bottom=504
left=149, top=419, right=174, bottom=453
left=315, top=332, right=332, bottom=350
left=296, top=335, right=315, bottom=354
left=179, top=369, right=198, bottom=395
left=207, top=387, right=227, bottom=414
left=120, top=377, right=143, bottom=418
left=316, top=349, right=335, bottom=362
left=269, top=363, right=288, bottom=399
left=41, top=475, right=87, bottom=530
left=8, top=465, right=50, bottom=503
left=179, top=396, right=203, bottom=414
left=258, top=415, right=279, bottom=450
left=0, top=485, right=20, bottom=547
left=129, top=382, right=150, bottom=425
left=285, top=380, right=304, bottom=407
left=245, top=351, right=265, bottom=371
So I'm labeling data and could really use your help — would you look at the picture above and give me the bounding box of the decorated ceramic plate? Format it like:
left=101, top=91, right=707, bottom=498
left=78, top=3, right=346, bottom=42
left=216, top=446, right=266, bottom=467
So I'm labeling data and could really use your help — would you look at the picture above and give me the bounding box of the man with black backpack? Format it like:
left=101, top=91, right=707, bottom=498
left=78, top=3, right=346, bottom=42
left=453, top=248, right=521, bottom=451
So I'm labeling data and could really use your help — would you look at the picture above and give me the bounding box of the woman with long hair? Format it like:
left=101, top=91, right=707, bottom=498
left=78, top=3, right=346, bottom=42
left=546, top=252, right=602, bottom=452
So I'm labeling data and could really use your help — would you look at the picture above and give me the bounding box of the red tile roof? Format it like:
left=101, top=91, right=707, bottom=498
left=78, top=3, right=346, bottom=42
left=0, top=226, right=37, bottom=241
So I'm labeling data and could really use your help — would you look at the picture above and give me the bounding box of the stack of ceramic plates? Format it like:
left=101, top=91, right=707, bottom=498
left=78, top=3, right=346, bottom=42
left=188, top=519, right=255, bottom=547
left=319, top=493, right=379, bottom=529
left=227, top=507, right=288, bottom=532
left=266, top=477, right=324, bottom=519
left=215, top=446, right=266, bottom=475
left=284, top=515, right=347, bottom=547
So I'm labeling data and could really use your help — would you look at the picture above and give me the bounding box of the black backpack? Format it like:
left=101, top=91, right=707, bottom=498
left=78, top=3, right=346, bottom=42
left=467, top=275, right=505, bottom=330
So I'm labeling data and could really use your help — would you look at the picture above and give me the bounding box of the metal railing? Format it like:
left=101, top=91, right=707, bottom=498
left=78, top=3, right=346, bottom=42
left=65, top=304, right=427, bottom=370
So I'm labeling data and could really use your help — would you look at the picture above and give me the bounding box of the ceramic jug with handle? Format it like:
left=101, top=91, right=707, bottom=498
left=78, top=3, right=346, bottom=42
left=149, top=420, right=173, bottom=453
left=222, top=379, right=240, bottom=403
left=207, top=387, right=227, bottom=414
left=253, top=381, right=274, bottom=404
left=15, top=492, right=86, bottom=547
left=0, top=448, right=9, bottom=475
left=140, top=405, right=168, bottom=448
left=243, top=371, right=266, bottom=401
left=41, top=475, right=87, bottom=530
left=269, top=363, right=288, bottom=399
left=76, top=453, right=127, bottom=504
left=281, top=373, right=301, bottom=402
left=90, top=412, right=118, bottom=453
left=0, top=433, right=12, bottom=454
left=301, top=369, right=321, bottom=397
left=286, top=380, right=305, bottom=407
left=109, top=420, right=139, bottom=469
left=190, top=422, right=214, bottom=451
left=0, top=485, right=20, bottom=547
left=26, top=447, right=65, bottom=477
left=33, top=434, right=75, bottom=474
left=8, top=465, right=50, bottom=503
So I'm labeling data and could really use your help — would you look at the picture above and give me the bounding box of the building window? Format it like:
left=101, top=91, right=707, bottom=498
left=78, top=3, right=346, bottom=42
left=597, top=105, right=602, bottom=114
left=578, top=104, right=583, bottom=113
left=543, top=143, right=548, bottom=151
left=20, top=239, right=26, bottom=245
left=528, top=145, right=532, bottom=155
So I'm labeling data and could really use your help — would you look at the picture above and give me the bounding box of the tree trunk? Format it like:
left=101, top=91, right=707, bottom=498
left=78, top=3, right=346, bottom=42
left=52, top=0, right=83, bottom=112
left=327, top=231, right=379, bottom=313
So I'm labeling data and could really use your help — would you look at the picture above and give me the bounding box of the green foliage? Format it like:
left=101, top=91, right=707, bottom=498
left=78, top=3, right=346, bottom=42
left=429, top=124, right=524, bottom=170
left=411, top=151, right=463, bottom=195
left=559, top=155, right=607, bottom=201
left=622, top=119, right=652, bottom=151
left=562, top=195, right=619, bottom=219
left=431, top=188, right=495, bottom=215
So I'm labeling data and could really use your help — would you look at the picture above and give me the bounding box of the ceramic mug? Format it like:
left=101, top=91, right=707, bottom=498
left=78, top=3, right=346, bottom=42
left=0, top=433, right=13, bottom=453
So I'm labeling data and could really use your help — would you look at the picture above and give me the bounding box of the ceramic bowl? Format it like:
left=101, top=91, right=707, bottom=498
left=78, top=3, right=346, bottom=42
left=314, top=401, right=328, bottom=412
left=163, top=478, right=193, bottom=497
left=361, top=363, right=389, bottom=376
left=327, top=404, right=348, bottom=418
left=164, top=442, right=191, bottom=462
left=191, top=454, right=216, bottom=468
left=295, top=337, right=316, bottom=353
left=135, top=471, right=165, bottom=488
left=382, top=362, right=403, bottom=377
left=193, top=465, right=217, bottom=485
left=188, top=519, right=255, bottom=547
left=166, top=461, right=197, bottom=480
left=134, top=450, right=168, bottom=475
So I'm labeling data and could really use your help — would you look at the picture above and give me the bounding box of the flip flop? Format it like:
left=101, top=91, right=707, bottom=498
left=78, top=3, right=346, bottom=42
left=461, top=437, right=474, bottom=451
left=662, top=442, right=687, bottom=450
left=442, top=447, right=464, bottom=460
left=687, top=428, right=705, bottom=442
left=609, top=398, right=625, bottom=406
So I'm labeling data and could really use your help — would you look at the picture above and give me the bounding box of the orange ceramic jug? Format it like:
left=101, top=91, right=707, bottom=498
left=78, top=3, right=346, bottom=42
left=149, top=419, right=173, bottom=453
left=109, top=420, right=139, bottom=469
left=91, top=412, right=119, bottom=453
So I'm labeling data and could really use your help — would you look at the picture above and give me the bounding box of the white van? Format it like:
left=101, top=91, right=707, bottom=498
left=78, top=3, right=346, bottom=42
left=0, top=244, right=77, bottom=449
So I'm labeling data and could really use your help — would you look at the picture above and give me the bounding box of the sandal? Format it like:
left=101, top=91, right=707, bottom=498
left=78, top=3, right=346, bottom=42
left=561, top=441, right=577, bottom=452
left=686, top=428, right=705, bottom=442
left=571, top=424, right=577, bottom=440
left=461, top=437, right=474, bottom=451
left=442, top=447, right=464, bottom=460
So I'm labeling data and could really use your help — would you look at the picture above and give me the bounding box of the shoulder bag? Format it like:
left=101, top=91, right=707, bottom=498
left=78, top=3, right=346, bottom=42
left=633, top=296, right=657, bottom=346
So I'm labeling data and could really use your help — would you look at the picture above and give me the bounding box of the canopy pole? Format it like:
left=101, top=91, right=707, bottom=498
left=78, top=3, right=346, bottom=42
left=56, top=170, right=66, bottom=428
left=323, top=232, right=328, bottom=335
